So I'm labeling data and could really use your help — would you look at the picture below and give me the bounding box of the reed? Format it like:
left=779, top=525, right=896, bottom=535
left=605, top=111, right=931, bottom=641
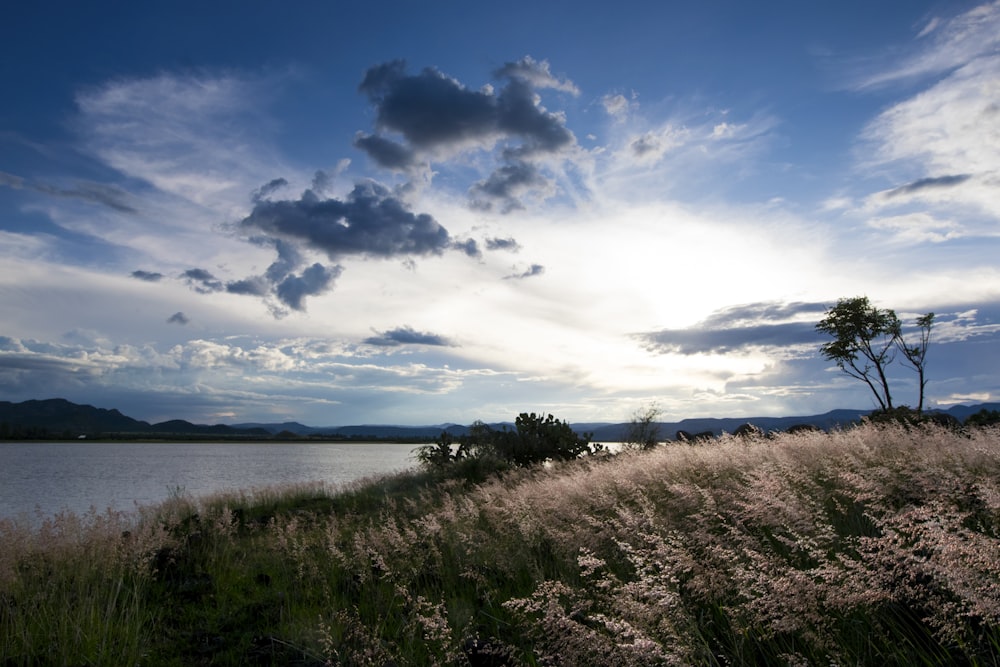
left=2, top=423, right=999, bottom=665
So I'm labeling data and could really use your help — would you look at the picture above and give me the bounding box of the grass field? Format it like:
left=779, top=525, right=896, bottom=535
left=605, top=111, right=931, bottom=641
left=3, top=422, right=999, bottom=665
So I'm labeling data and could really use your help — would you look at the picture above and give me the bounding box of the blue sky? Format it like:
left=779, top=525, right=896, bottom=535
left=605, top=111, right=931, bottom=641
left=2, top=0, right=999, bottom=426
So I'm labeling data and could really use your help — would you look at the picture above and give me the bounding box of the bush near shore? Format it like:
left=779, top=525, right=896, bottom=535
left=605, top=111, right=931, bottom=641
left=3, top=422, right=1000, bottom=665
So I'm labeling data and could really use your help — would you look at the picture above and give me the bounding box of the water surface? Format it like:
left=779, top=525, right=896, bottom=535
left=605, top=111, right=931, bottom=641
left=0, top=441, right=419, bottom=522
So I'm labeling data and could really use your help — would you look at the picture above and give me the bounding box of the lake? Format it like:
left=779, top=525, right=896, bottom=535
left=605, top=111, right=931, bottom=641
left=0, top=441, right=420, bottom=523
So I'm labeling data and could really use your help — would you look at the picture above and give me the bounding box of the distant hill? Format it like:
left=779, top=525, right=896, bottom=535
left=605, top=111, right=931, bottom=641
left=229, top=421, right=471, bottom=439
left=584, top=409, right=873, bottom=442
left=3, top=398, right=998, bottom=441
left=586, top=404, right=1000, bottom=441
left=0, top=399, right=268, bottom=439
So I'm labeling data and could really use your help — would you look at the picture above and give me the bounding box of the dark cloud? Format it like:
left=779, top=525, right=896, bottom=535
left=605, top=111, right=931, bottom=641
left=167, top=312, right=189, bottom=325
left=637, top=301, right=828, bottom=355
left=239, top=180, right=452, bottom=259
left=504, top=264, right=545, bottom=280
left=50, top=182, right=137, bottom=213
left=699, top=301, right=829, bottom=329
left=0, top=171, right=138, bottom=213
left=494, top=79, right=575, bottom=158
left=130, top=270, right=164, bottom=282
left=181, top=268, right=224, bottom=293
left=452, top=238, right=481, bottom=258
left=0, top=171, right=25, bottom=188
left=222, top=181, right=462, bottom=315
left=492, top=56, right=579, bottom=94
left=223, top=239, right=338, bottom=310
left=359, top=60, right=500, bottom=151
left=274, top=263, right=341, bottom=311
left=356, top=58, right=576, bottom=211
left=263, top=238, right=303, bottom=284
left=363, top=325, right=453, bottom=347
left=631, top=134, right=660, bottom=156
left=225, top=276, right=270, bottom=296
left=311, top=169, right=333, bottom=195
left=252, top=177, right=288, bottom=202
left=885, top=174, right=972, bottom=198
left=353, top=133, right=417, bottom=170
left=470, top=161, right=552, bottom=213
left=486, top=236, right=520, bottom=252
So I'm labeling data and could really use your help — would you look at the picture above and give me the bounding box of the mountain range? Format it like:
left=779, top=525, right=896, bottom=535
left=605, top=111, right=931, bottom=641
left=2, top=398, right=998, bottom=441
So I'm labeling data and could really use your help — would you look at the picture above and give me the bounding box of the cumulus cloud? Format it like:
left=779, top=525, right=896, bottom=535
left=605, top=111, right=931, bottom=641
left=504, top=264, right=545, bottom=280
left=451, top=238, right=481, bottom=258
left=355, top=57, right=577, bottom=211
left=224, top=276, right=270, bottom=297
left=131, top=270, right=164, bottom=282
left=601, top=93, right=631, bottom=118
left=630, top=134, right=660, bottom=157
left=353, top=133, right=418, bottom=170
left=239, top=180, right=452, bottom=259
left=220, top=238, right=341, bottom=311
left=182, top=268, right=224, bottom=293
left=486, top=236, right=520, bottom=252
left=637, top=301, right=829, bottom=356
left=363, top=326, right=453, bottom=347
left=358, top=58, right=574, bottom=154
left=274, top=263, right=342, bottom=311
left=167, top=311, right=189, bottom=325
left=469, top=161, right=554, bottom=212
left=252, top=177, right=288, bottom=202
left=493, top=56, right=580, bottom=94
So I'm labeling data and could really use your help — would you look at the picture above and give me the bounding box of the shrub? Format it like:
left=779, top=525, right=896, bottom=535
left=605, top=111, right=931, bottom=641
left=622, top=404, right=662, bottom=450
left=966, top=408, right=1000, bottom=428
left=491, top=412, right=594, bottom=467
left=417, top=413, right=595, bottom=474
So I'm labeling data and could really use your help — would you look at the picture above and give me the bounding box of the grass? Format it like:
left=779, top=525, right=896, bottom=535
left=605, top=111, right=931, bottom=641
left=2, top=422, right=1000, bottom=665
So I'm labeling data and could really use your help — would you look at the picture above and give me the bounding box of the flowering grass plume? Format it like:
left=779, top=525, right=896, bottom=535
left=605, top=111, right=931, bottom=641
left=2, top=423, right=1000, bottom=665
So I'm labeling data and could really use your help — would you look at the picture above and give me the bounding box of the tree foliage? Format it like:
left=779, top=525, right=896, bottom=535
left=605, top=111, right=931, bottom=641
left=622, top=403, right=661, bottom=451
left=816, top=296, right=936, bottom=416
left=895, top=312, right=935, bottom=415
left=816, top=296, right=900, bottom=411
left=417, top=413, right=595, bottom=475
left=966, top=408, right=1000, bottom=428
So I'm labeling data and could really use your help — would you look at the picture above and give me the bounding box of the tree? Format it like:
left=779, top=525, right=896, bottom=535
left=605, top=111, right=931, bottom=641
left=966, top=408, right=1000, bottom=428
left=493, top=412, right=594, bottom=466
left=416, top=414, right=594, bottom=474
left=622, top=403, right=661, bottom=450
left=894, top=312, right=934, bottom=415
left=415, top=430, right=457, bottom=469
left=815, top=296, right=900, bottom=411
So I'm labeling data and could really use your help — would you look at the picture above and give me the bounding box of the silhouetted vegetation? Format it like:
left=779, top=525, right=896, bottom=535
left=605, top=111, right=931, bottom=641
left=816, top=296, right=935, bottom=415
left=621, top=403, right=662, bottom=450
left=416, top=412, right=597, bottom=476
left=967, top=407, right=1000, bottom=428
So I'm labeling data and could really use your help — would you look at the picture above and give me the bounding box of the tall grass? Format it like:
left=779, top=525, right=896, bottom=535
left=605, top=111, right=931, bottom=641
left=2, top=423, right=999, bottom=665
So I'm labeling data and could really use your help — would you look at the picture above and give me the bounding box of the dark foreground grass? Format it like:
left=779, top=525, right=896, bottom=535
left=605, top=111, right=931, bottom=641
left=3, top=423, right=1000, bottom=665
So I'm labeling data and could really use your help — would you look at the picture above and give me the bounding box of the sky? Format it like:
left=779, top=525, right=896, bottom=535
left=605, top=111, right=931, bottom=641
left=1, top=1, right=999, bottom=427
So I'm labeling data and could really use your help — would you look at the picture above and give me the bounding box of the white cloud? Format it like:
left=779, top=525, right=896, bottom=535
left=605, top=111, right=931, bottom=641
left=75, top=72, right=291, bottom=211
left=866, top=212, right=962, bottom=244
left=864, top=58, right=1000, bottom=181
left=850, top=2, right=1000, bottom=238
left=856, top=1, right=1000, bottom=89
left=601, top=93, right=631, bottom=118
